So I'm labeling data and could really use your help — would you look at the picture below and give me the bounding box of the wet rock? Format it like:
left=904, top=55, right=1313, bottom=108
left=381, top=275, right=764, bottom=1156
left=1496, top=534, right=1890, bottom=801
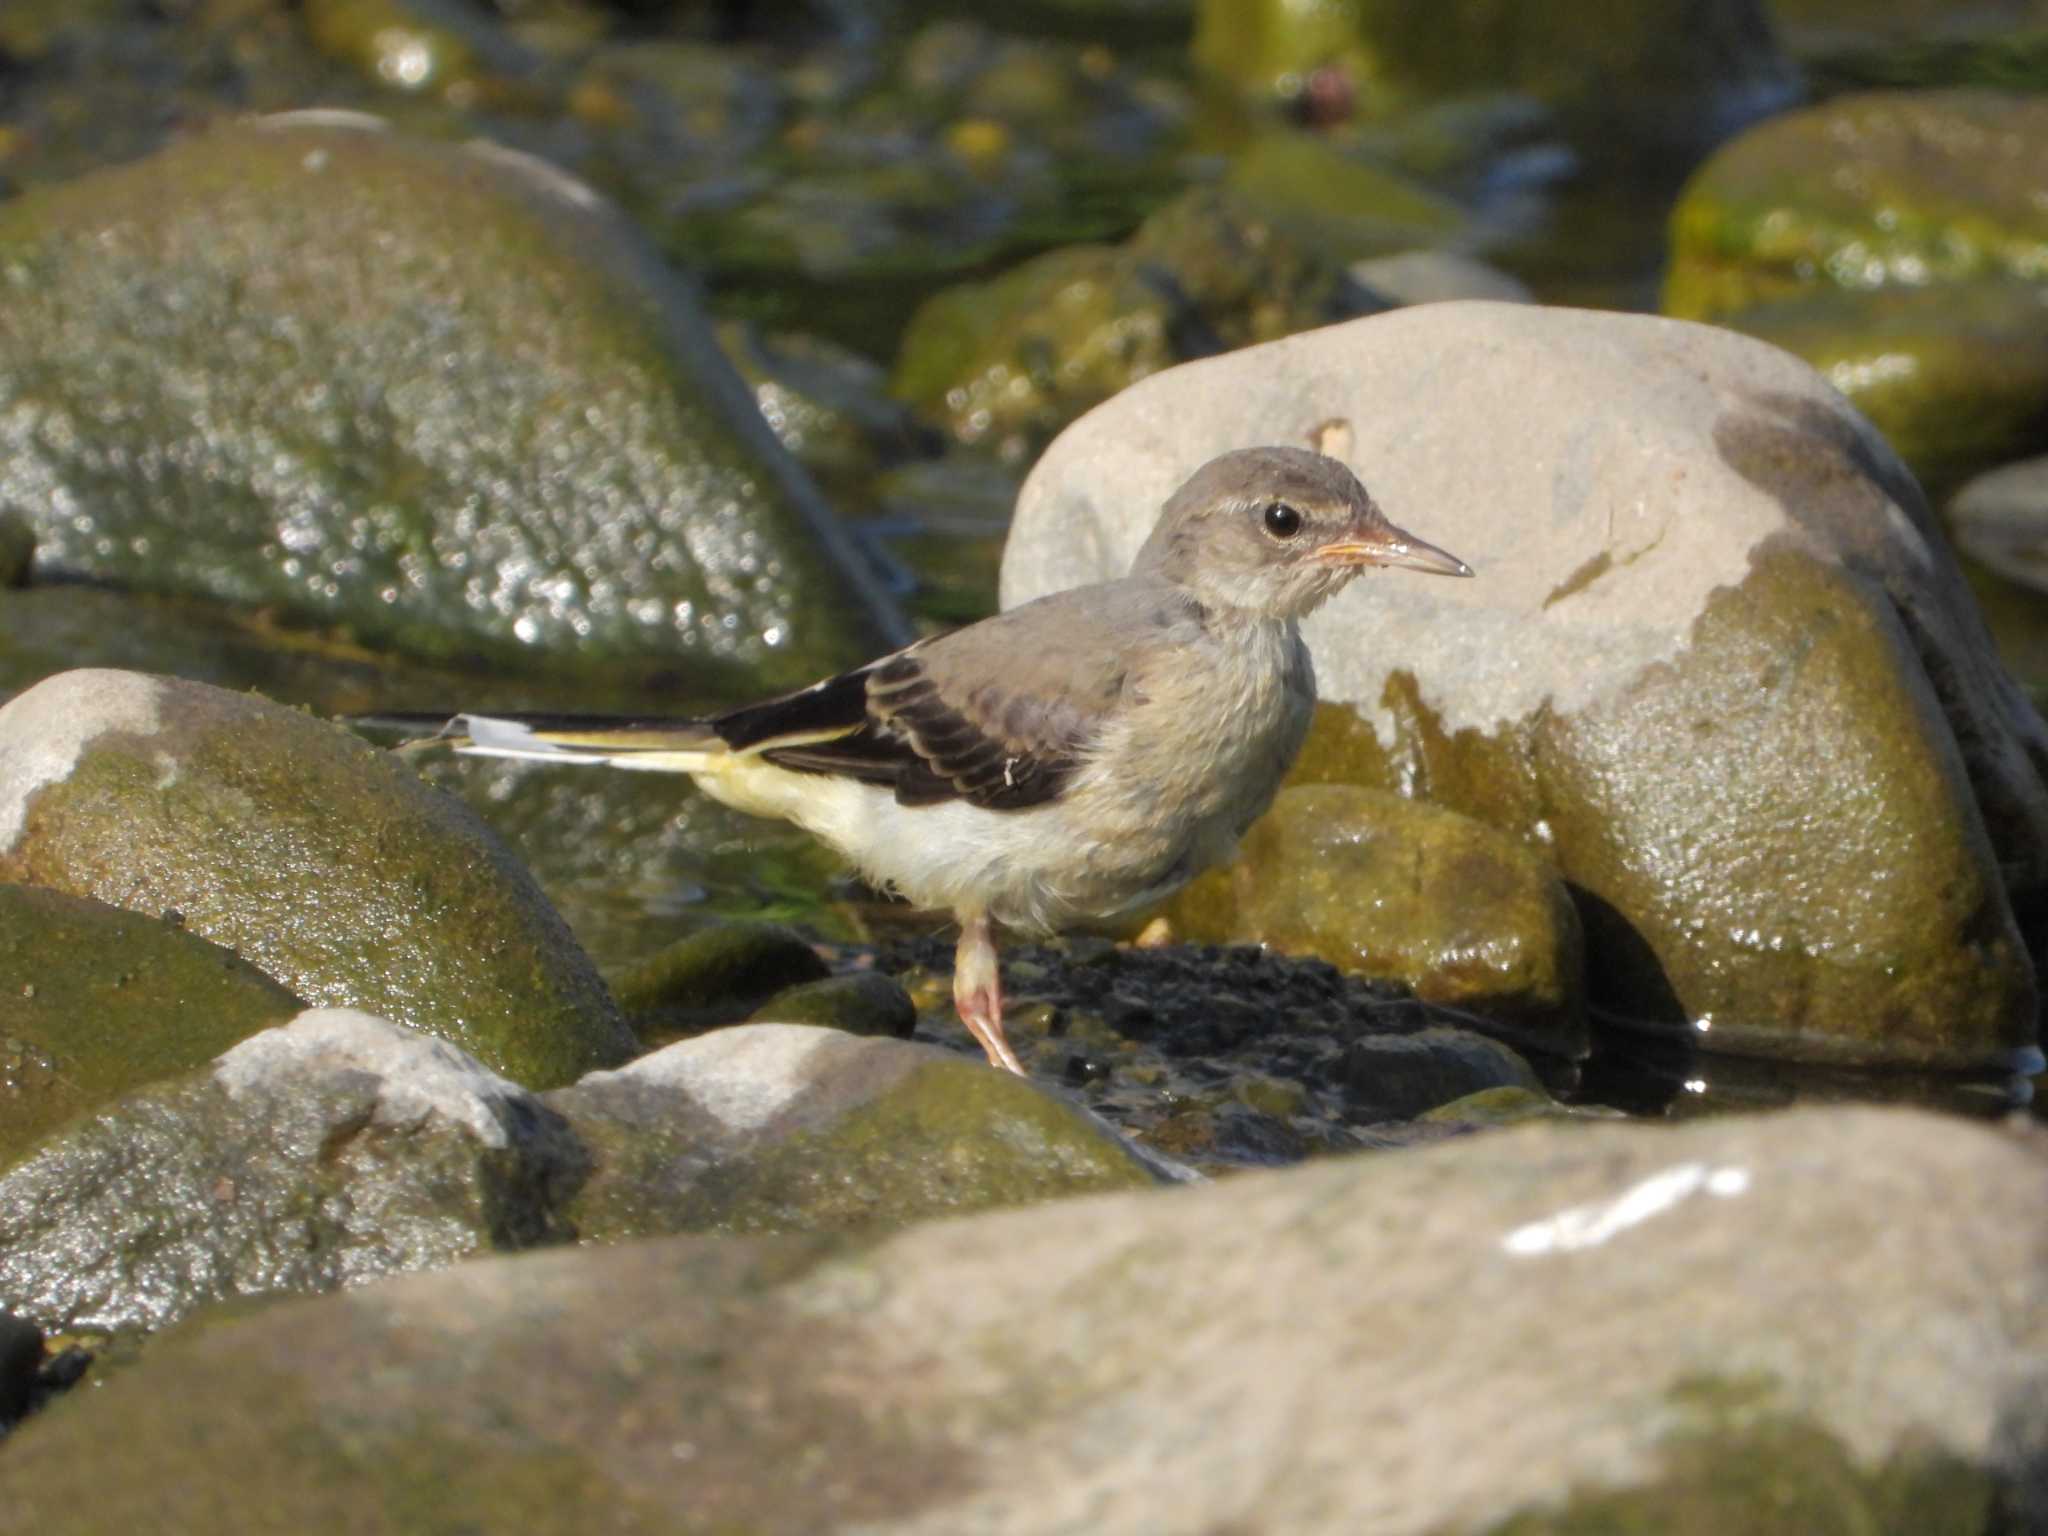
left=0, top=1007, right=1164, bottom=1336
left=0, top=670, right=634, bottom=1087
left=748, top=972, right=917, bottom=1039
left=1665, top=91, right=2048, bottom=322
left=0, top=1009, right=587, bottom=1336
left=1952, top=456, right=2048, bottom=597
left=550, top=1023, right=1162, bottom=1240
left=3, top=1106, right=2041, bottom=1532
left=1167, top=783, right=1585, bottom=1050
left=1665, top=93, right=2048, bottom=498
left=1349, top=248, right=1535, bottom=307
left=1004, top=302, right=2048, bottom=1070
left=302, top=0, right=542, bottom=107
left=1341, top=1026, right=1541, bottom=1121
left=611, top=921, right=831, bottom=1044
left=1194, top=0, right=1792, bottom=156
left=0, top=884, right=303, bottom=1167
left=1696, top=280, right=2048, bottom=501
left=717, top=319, right=924, bottom=495
left=0, top=113, right=906, bottom=689
left=893, top=180, right=1415, bottom=460
left=659, top=22, right=1191, bottom=355
left=1419, top=1083, right=1584, bottom=1128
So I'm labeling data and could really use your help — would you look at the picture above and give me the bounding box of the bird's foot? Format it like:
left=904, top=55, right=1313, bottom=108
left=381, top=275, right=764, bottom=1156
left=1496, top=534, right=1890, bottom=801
left=954, top=914, right=1026, bottom=1076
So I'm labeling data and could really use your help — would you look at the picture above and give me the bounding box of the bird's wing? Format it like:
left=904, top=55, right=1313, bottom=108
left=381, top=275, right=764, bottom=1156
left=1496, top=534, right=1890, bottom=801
left=732, top=583, right=1145, bottom=811
left=363, top=582, right=1156, bottom=811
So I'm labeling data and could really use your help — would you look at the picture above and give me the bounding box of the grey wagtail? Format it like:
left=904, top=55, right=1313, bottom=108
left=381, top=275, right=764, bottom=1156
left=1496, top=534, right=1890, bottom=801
left=380, top=447, right=1472, bottom=1074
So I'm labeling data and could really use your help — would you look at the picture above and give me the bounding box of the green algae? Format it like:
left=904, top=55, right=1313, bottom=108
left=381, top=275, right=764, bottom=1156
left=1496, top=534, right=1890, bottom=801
left=1274, top=545, right=2036, bottom=1067
left=0, top=885, right=303, bottom=1169
left=563, top=1051, right=1156, bottom=1244
left=1476, top=1374, right=2003, bottom=1535
left=0, top=677, right=634, bottom=1088
left=0, top=118, right=905, bottom=689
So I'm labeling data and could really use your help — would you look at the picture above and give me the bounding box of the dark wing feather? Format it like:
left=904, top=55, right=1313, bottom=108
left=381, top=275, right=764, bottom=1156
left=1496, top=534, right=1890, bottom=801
left=726, top=585, right=1142, bottom=812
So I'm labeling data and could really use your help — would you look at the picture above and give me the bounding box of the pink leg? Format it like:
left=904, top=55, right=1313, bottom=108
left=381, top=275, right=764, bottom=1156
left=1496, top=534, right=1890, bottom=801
left=953, top=912, right=1025, bottom=1076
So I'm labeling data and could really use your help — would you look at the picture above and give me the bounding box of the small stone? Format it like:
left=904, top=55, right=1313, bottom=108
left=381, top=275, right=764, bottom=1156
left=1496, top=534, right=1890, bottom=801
left=613, top=923, right=831, bottom=1044
left=1343, top=1028, right=1542, bottom=1121
left=749, top=972, right=917, bottom=1039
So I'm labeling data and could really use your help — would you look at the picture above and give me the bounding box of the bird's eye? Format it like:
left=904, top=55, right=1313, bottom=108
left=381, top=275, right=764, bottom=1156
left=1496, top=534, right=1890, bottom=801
left=1262, top=501, right=1304, bottom=539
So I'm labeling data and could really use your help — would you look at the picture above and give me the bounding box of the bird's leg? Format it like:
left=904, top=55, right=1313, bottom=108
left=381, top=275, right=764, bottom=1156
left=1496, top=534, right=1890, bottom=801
left=953, top=911, right=1025, bottom=1076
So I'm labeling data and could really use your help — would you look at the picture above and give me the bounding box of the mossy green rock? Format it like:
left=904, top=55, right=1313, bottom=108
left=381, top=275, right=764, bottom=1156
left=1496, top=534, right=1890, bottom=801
left=1170, top=784, right=1584, bottom=1051
left=716, top=319, right=920, bottom=496
left=302, top=0, right=539, bottom=107
left=1664, top=90, right=2048, bottom=325
left=749, top=972, right=917, bottom=1039
left=1193, top=0, right=1789, bottom=150
left=893, top=182, right=1410, bottom=459
left=0, top=884, right=303, bottom=1166
left=0, top=1009, right=586, bottom=1335
left=611, top=920, right=831, bottom=1043
left=1005, top=303, right=2048, bottom=1068
left=550, top=1024, right=1160, bottom=1240
left=0, top=114, right=905, bottom=687
left=0, top=669, right=634, bottom=1088
left=1706, top=280, right=2048, bottom=501
left=2, top=1106, right=2041, bottom=1532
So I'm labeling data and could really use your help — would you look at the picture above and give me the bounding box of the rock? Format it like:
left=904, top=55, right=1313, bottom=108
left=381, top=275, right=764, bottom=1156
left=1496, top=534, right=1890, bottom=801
left=1193, top=0, right=1792, bottom=156
left=1665, top=91, right=2048, bottom=323
left=0, top=670, right=634, bottom=1087
left=549, top=1023, right=1163, bottom=1240
left=1952, top=456, right=2048, bottom=597
left=1003, top=302, right=2048, bottom=1069
left=1167, top=783, right=1584, bottom=1049
left=892, top=180, right=1411, bottom=460
left=611, top=922, right=831, bottom=1044
left=1349, top=249, right=1535, bottom=307
left=0, top=884, right=303, bottom=1167
left=1340, top=1026, right=1542, bottom=1120
left=301, top=0, right=541, bottom=107
left=1419, top=1083, right=1586, bottom=1127
left=0, top=113, right=907, bottom=689
left=0, top=1009, right=586, bottom=1336
left=716, top=319, right=924, bottom=495
left=0, top=1009, right=1164, bottom=1336
left=747, top=972, right=917, bottom=1039
left=1664, top=93, right=2048, bottom=498
left=2, top=1106, right=2041, bottom=1532
left=656, top=22, right=1191, bottom=356
left=1696, top=280, right=2048, bottom=500
left=0, top=1308, right=38, bottom=1425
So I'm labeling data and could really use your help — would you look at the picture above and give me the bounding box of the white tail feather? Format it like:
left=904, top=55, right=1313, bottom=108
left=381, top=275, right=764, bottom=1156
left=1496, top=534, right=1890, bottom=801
left=453, top=715, right=717, bottom=773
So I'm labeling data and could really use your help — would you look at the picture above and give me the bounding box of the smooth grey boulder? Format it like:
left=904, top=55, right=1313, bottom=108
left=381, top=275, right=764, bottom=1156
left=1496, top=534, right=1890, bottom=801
left=0, top=112, right=907, bottom=688
left=1, top=1105, right=2041, bottom=1532
left=0, top=668, right=634, bottom=1087
left=1003, top=302, right=2048, bottom=1070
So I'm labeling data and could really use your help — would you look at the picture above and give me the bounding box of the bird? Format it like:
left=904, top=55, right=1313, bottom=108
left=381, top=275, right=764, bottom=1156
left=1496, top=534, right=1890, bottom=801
left=385, top=447, right=1472, bottom=1075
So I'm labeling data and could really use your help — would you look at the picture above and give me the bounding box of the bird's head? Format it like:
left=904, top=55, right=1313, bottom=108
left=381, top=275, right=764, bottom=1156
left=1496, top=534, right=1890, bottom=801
left=1131, top=446, right=1471, bottom=621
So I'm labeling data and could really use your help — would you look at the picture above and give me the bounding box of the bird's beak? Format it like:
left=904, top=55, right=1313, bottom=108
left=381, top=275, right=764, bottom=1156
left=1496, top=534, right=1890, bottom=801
left=1315, top=520, right=1474, bottom=577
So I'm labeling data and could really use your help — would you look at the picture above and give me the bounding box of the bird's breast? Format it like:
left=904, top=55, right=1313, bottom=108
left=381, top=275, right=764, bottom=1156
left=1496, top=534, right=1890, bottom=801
left=1043, top=619, right=1314, bottom=920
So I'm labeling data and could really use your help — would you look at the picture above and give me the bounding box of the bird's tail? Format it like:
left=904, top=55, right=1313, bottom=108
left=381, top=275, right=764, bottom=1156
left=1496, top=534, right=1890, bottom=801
left=352, top=712, right=726, bottom=773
